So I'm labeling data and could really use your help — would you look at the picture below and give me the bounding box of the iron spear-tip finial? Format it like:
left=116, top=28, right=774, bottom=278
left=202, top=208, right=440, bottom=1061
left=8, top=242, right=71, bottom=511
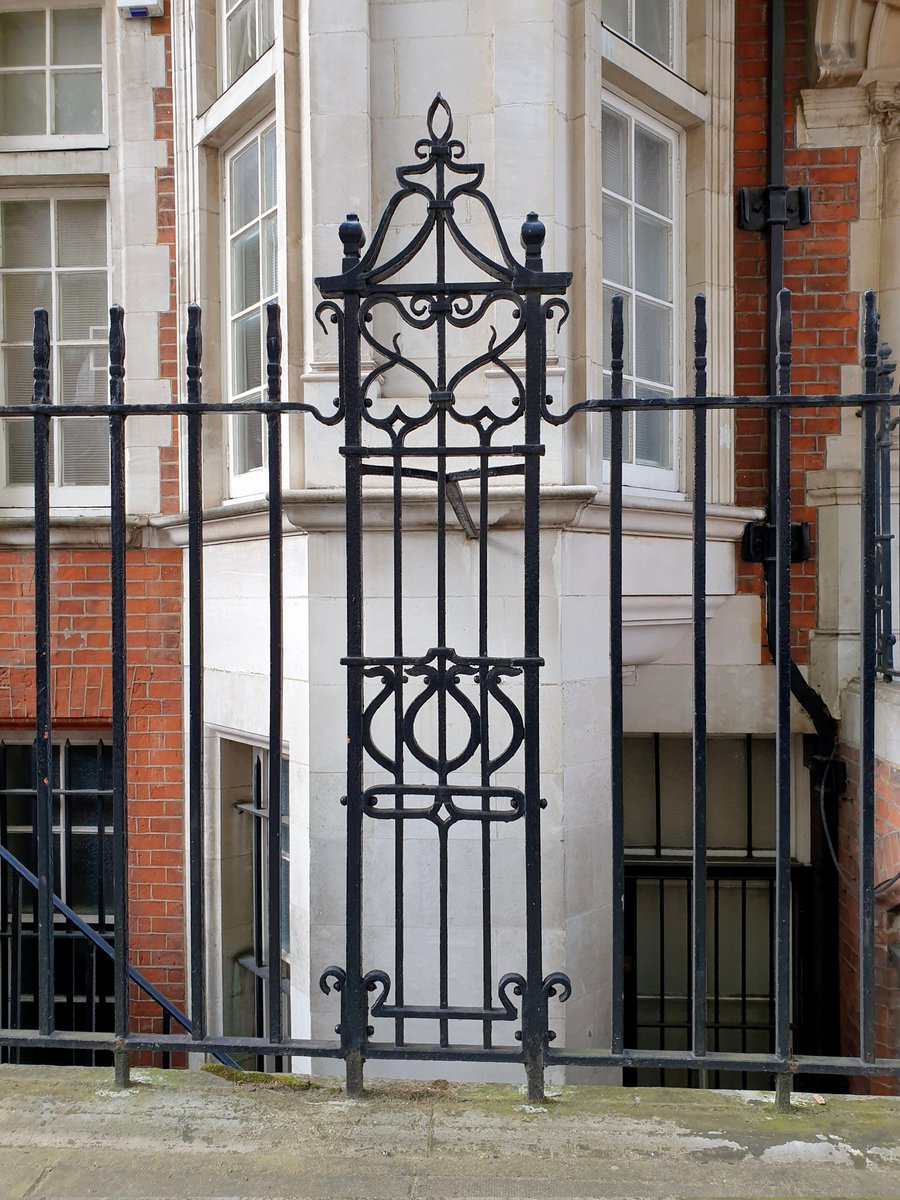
left=426, top=93, right=453, bottom=144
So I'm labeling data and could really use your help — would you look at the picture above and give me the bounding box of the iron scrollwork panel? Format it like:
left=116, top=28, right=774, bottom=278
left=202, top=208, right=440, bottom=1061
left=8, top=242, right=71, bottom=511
left=315, top=96, right=573, bottom=1087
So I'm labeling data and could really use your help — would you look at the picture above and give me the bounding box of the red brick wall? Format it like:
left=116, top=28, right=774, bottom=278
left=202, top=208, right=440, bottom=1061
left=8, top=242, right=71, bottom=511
left=0, top=545, right=185, bottom=1038
left=837, top=744, right=900, bottom=1093
left=733, top=0, right=860, bottom=663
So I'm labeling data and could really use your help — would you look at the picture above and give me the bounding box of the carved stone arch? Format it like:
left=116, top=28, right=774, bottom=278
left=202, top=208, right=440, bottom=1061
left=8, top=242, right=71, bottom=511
left=811, top=0, right=877, bottom=85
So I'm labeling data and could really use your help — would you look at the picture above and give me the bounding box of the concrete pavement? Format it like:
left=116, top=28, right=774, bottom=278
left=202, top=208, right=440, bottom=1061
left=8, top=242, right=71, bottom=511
left=0, top=1065, right=898, bottom=1199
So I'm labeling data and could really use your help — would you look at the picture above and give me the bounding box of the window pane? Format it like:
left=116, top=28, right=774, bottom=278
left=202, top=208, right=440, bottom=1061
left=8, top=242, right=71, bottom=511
left=635, top=0, right=672, bottom=67
left=233, top=411, right=264, bottom=474
left=58, top=272, right=107, bottom=340
left=0, top=73, right=47, bottom=136
left=601, top=106, right=629, bottom=197
left=635, top=298, right=671, bottom=385
left=53, top=70, right=103, bottom=134
left=635, top=403, right=672, bottom=469
left=259, top=0, right=275, bottom=55
left=233, top=311, right=261, bottom=394
left=1, top=346, right=36, bottom=406
left=3, top=273, right=52, bottom=341
left=5, top=420, right=36, bottom=485
left=59, top=345, right=105, bottom=405
left=231, top=140, right=260, bottom=230
left=231, top=227, right=261, bottom=313
left=635, top=213, right=671, bottom=300
left=60, top=416, right=108, bottom=485
left=262, top=126, right=277, bottom=210
left=68, top=743, right=112, bottom=825
left=262, top=212, right=277, bottom=297
left=604, top=0, right=628, bottom=36
left=68, top=832, right=101, bottom=910
left=634, top=125, right=671, bottom=216
left=1, top=201, right=51, bottom=268
left=0, top=11, right=45, bottom=67
left=57, top=200, right=107, bottom=267
left=52, top=8, right=102, bottom=66
left=2, top=743, right=35, bottom=825
left=601, top=196, right=630, bottom=287
left=226, top=0, right=256, bottom=86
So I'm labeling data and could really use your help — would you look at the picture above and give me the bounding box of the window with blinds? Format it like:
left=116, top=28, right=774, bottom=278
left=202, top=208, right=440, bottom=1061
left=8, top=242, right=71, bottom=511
left=223, top=0, right=274, bottom=90
left=0, top=195, right=110, bottom=491
left=0, top=7, right=103, bottom=140
left=601, top=99, right=678, bottom=483
left=603, top=0, right=674, bottom=70
left=226, top=124, right=277, bottom=489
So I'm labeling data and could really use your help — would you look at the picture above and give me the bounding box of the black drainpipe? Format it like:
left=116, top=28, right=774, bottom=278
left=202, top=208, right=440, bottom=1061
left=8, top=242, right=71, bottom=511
left=738, top=0, right=842, bottom=1069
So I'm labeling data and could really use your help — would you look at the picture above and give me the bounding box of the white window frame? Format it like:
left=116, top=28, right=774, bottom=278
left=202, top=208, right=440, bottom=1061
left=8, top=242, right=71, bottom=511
left=0, top=0, right=107, bottom=152
left=602, top=0, right=685, bottom=77
left=0, top=186, right=111, bottom=510
left=601, top=91, right=682, bottom=494
left=223, top=118, right=278, bottom=500
left=219, top=0, right=275, bottom=95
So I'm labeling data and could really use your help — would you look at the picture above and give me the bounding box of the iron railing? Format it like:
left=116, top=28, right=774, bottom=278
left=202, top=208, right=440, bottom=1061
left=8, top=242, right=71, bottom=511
left=0, top=98, right=897, bottom=1104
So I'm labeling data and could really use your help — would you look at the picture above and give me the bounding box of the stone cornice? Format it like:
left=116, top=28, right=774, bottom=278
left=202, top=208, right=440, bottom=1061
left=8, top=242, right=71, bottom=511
left=151, top=488, right=763, bottom=547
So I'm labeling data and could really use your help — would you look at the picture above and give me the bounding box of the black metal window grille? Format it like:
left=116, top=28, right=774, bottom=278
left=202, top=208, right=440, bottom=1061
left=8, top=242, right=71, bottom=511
left=232, top=746, right=290, bottom=1072
left=0, top=738, right=115, bottom=1064
left=0, top=98, right=896, bottom=1105
left=622, top=734, right=819, bottom=1090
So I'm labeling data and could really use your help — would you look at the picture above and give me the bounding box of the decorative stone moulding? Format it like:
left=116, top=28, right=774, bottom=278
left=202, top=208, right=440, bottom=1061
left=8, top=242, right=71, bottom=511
left=621, top=594, right=727, bottom=666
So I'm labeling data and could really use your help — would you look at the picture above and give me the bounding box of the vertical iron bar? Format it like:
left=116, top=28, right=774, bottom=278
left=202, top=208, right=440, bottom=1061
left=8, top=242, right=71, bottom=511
left=691, top=295, right=709, bottom=1063
left=266, top=302, right=285, bottom=1047
left=186, top=304, right=206, bottom=1040
left=391, top=423, right=405, bottom=1048
left=479, top=431, right=492, bottom=1049
left=32, top=308, right=54, bottom=1037
left=653, top=733, right=662, bottom=858
left=108, top=306, right=130, bottom=1083
left=340, top=216, right=366, bottom=1097
left=876, top=342, right=895, bottom=678
left=609, top=293, right=626, bottom=1056
left=859, top=290, right=879, bottom=1064
left=522, top=216, right=547, bottom=1101
left=773, top=289, right=793, bottom=1109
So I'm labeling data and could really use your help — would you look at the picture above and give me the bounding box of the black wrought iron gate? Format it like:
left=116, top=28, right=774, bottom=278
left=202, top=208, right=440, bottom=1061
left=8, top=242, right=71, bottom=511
left=1, top=95, right=899, bottom=1103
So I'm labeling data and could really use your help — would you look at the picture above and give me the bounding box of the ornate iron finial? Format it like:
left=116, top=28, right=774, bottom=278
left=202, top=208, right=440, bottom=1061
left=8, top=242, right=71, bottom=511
left=426, top=92, right=453, bottom=143
left=863, top=289, right=879, bottom=392
left=186, top=303, right=202, bottom=403
left=109, top=305, right=125, bottom=406
left=521, top=212, right=545, bottom=270
left=610, top=293, right=624, bottom=399
left=776, top=287, right=792, bottom=395
left=694, top=294, right=707, bottom=397
left=31, top=308, right=50, bottom=405
left=266, top=300, right=282, bottom=403
left=340, top=212, right=366, bottom=271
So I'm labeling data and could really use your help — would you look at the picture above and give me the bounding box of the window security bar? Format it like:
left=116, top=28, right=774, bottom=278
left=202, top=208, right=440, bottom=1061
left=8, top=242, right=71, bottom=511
left=0, top=99, right=896, bottom=1107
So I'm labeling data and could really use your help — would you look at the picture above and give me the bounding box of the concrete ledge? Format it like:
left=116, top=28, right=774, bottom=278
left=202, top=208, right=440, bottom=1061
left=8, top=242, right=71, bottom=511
left=0, top=1065, right=898, bottom=1198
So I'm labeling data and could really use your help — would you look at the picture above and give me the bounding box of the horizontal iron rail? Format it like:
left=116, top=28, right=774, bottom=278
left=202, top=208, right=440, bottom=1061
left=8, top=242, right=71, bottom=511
left=3, top=1027, right=898, bottom=1079
left=0, top=392, right=896, bottom=419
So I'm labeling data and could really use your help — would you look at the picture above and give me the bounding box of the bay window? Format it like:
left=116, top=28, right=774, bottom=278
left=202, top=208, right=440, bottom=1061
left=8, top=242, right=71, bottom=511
left=225, top=123, right=278, bottom=494
left=0, top=194, right=110, bottom=499
left=222, top=0, right=274, bottom=90
left=603, top=0, right=675, bottom=71
left=601, top=98, right=678, bottom=487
